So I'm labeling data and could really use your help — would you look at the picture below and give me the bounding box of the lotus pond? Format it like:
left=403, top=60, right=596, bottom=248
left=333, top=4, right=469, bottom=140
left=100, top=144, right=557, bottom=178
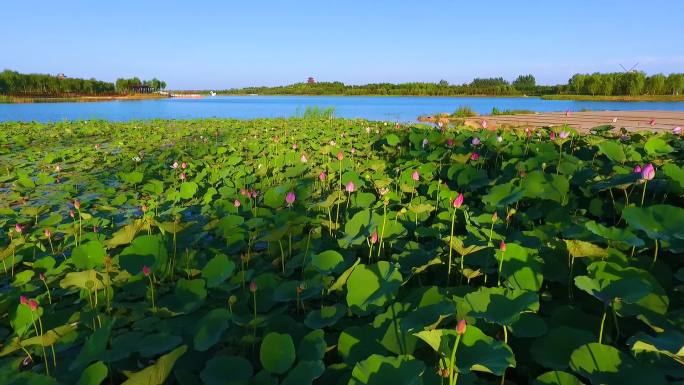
left=0, top=118, right=683, bottom=385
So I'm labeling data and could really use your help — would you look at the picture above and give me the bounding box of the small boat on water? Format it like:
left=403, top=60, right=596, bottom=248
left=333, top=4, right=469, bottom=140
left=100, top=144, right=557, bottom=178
left=170, top=93, right=203, bottom=99
left=209, top=91, right=217, bottom=96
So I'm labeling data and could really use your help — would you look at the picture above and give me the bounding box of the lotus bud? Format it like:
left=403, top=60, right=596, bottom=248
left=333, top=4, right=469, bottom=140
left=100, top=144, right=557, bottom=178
left=500, top=240, right=507, bottom=252
left=470, top=152, right=480, bottom=161
left=641, top=163, right=655, bottom=180
left=452, top=193, right=464, bottom=208
left=249, top=280, right=258, bottom=293
left=337, top=151, right=344, bottom=161
left=319, top=172, right=326, bottom=181
left=456, top=319, right=467, bottom=335
left=472, top=137, right=481, bottom=146
left=28, top=299, right=38, bottom=311
left=285, top=191, right=296, bottom=206
left=20, top=295, right=28, bottom=305
left=370, top=231, right=378, bottom=244
left=411, top=170, right=420, bottom=181
left=346, top=181, right=356, bottom=193
left=633, top=165, right=642, bottom=173
left=143, top=265, right=151, bottom=277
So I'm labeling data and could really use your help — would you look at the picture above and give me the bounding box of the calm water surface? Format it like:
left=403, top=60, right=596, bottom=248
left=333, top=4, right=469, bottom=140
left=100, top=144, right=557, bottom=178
left=2, top=95, right=684, bottom=122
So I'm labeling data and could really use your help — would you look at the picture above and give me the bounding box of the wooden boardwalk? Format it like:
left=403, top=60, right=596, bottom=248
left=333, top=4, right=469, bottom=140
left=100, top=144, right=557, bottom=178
left=464, top=110, right=684, bottom=133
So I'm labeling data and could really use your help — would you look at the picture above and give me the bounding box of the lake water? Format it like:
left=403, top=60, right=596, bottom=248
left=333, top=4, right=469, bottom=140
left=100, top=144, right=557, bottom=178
left=2, top=95, right=684, bottom=122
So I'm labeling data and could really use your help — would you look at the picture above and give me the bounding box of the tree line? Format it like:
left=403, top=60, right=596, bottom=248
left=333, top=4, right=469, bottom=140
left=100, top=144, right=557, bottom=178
left=220, top=72, right=684, bottom=97
left=115, top=78, right=166, bottom=93
left=0, top=70, right=166, bottom=95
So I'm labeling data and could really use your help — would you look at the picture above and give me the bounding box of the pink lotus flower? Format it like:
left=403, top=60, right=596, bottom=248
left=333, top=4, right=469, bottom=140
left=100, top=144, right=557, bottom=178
left=93, top=226, right=99, bottom=233
left=351, top=147, right=357, bottom=154
left=73, top=199, right=81, bottom=210
left=240, top=188, right=248, bottom=196
left=481, top=120, right=488, bottom=129
left=411, top=170, right=420, bottom=181
left=39, top=272, right=46, bottom=281
left=300, top=154, right=308, bottom=163
left=337, top=151, right=344, bottom=161
left=28, top=299, right=38, bottom=311
left=250, top=190, right=258, bottom=199
left=492, top=211, right=498, bottom=222
left=346, top=181, right=356, bottom=193
left=20, top=295, right=28, bottom=305
left=422, top=138, right=429, bottom=148
left=633, top=165, right=642, bottom=173
left=452, top=193, right=464, bottom=208
left=292, top=143, right=298, bottom=150
left=446, top=138, right=455, bottom=147
left=181, top=162, right=188, bottom=169
left=69, top=210, right=75, bottom=218
left=44, top=228, right=52, bottom=238
left=674, top=126, right=682, bottom=135
left=649, top=119, right=656, bottom=126
left=15, top=223, right=23, bottom=234
left=471, top=137, right=481, bottom=146
left=641, top=163, right=655, bottom=180
left=171, top=161, right=179, bottom=169
left=559, top=131, right=570, bottom=139
left=285, top=191, right=296, bottom=206
left=470, top=152, right=480, bottom=161
left=456, top=319, right=467, bottom=335
left=549, top=132, right=556, bottom=141
left=179, top=173, right=186, bottom=181
left=565, top=110, right=571, bottom=117
left=319, top=172, right=326, bottom=181
left=249, top=280, right=258, bottom=293
left=500, top=240, right=507, bottom=252
left=370, top=231, right=378, bottom=244
left=234, top=199, right=241, bottom=208
left=143, top=265, right=151, bottom=277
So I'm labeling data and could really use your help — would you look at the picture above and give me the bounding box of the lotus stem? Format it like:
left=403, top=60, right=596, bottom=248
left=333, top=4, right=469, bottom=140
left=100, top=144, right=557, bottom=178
left=30, top=311, right=49, bottom=375
left=377, top=203, right=388, bottom=259
left=448, top=334, right=462, bottom=385
left=640, top=180, right=648, bottom=206
left=500, top=326, right=508, bottom=385
left=497, top=249, right=506, bottom=286
left=147, top=274, right=156, bottom=311
left=42, top=279, right=52, bottom=305
left=252, top=292, right=257, bottom=339
left=598, top=305, right=608, bottom=344
left=447, top=208, right=457, bottom=286
left=651, top=238, right=659, bottom=268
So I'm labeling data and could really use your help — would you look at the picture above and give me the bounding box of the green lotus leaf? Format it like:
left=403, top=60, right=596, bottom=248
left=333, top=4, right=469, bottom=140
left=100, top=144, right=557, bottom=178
left=75, top=361, right=108, bottom=385
left=260, top=332, right=296, bottom=374
left=462, top=286, right=539, bottom=326
left=311, top=250, right=344, bottom=273
left=304, top=304, right=346, bottom=329
left=138, top=333, right=182, bottom=357
left=118, top=234, right=168, bottom=275
left=597, top=141, right=626, bottom=163
left=569, top=343, right=666, bottom=385
left=194, top=309, right=231, bottom=351
left=201, top=254, right=236, bottom=288
left=281, top=361, right=325, bottom=385
left=200, top=355, right=253, bottom=385
left=179, top=181, right=198, bottom=199
left=533, top=371, right=585, bottom=385
left=348, top=354, right=424, bottom=385
left=121, top=345, right=187, bottom=385
left=643, top=136, right=673, bottom=156
left=622, top=204, right=684, bottom=250
left=71, top=241, right=106, bottom=270
left=346, top=261, right=402, bottom=316
left=70, top=319, right=114, bottom=371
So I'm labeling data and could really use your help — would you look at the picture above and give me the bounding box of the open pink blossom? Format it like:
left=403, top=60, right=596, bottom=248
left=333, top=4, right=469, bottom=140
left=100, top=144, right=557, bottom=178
left=471, top=137, right=481, bottom=146
left=411, top=170, right=420, bottom=181
left=470, top=152, right=480, bottom=161
left=674, top=126, right=682, bottom=135
left=234, top=199, right=241, bottom=208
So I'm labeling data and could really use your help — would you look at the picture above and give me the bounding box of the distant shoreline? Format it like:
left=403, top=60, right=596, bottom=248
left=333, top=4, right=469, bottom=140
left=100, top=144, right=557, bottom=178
left=0, top=93, right=168, bottom=104
left=540, top=94, right=684, bottom=102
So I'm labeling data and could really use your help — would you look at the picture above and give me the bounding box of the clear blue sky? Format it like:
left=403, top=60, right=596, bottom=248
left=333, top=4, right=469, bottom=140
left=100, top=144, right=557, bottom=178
left=3, top=0, right=683, bottom=89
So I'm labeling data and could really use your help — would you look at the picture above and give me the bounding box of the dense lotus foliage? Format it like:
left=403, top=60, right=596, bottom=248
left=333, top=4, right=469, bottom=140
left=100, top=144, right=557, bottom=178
left=0, top=118, right=683, bottom=385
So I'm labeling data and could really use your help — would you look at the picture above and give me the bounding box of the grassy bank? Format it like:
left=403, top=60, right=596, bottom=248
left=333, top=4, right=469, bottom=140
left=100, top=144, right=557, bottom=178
left=541, top=94, right=684, bottom=102
left=0, top=93, right=168, bottom=104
